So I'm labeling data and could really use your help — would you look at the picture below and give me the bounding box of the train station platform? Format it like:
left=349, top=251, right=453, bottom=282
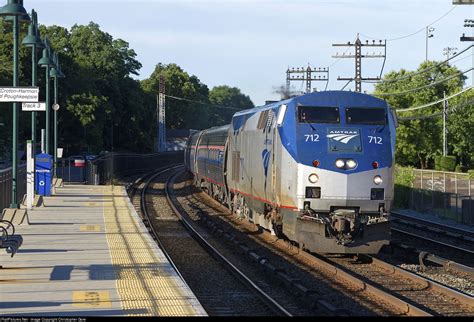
left=0, top=185, right=207, bottom=317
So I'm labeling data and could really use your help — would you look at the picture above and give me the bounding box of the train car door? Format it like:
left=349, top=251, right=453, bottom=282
left=271, top=104, right=286, bottom=205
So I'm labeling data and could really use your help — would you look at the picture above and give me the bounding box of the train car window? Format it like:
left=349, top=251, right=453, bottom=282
left=298, top=106, right=339, bottom=123
left=346, top=107, right=386, bottom=125
left=276, top=104, right=287, bottom=127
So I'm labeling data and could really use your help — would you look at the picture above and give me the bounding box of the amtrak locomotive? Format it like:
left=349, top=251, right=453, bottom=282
left=185, top=91, right=397, bottom=254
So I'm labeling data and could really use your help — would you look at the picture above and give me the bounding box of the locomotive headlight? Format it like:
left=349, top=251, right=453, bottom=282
left=335, top=159, right=345, bottom=169
left=373, top=175, right=383, bottom=185
left=308, top=173, right=319, bottom=183
left=346, top=159, right=357, bottom=169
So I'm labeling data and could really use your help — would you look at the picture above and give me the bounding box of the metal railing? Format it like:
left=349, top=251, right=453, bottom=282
left=412, top=169, right=472, bottom=196
left=87, top=151, right=183, bottom=185
left=409, top=189, right=473, bottom=225
left=0, top=164, right=26, bottom=214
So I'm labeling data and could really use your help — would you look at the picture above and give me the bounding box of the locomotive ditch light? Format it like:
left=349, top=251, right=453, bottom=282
left=335, top=159, right=345, bottom=169
left=346, top=159, right=357, bottom=169
left=312, top=160, right=320, bottom=167
left=373, top=175, right=383, bottom=185
left=308, top=173, right=319, bottom=184
left=372, top=161, right=379, bottom=169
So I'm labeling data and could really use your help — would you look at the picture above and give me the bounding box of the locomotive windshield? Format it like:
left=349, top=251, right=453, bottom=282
left=299, top=106, right=339, bottom=123
left=346, top=107, right=386, bottom=125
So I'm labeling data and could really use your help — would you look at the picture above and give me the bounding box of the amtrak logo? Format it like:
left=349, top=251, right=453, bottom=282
left=327, top=130, right=360, bottom=144
left=262, top=149, right=270, bottom=177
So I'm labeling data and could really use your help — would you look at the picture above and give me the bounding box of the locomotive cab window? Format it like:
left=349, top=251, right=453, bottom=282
left=298, top=106, right=340, bottom=123
left=346, top=107, right=386, bottom=125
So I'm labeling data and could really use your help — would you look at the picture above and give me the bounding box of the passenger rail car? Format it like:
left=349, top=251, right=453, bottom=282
left=185, top=91, right=397, bottom=254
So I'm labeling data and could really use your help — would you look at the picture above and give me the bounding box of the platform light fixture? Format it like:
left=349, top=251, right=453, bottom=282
left=0, top=0, right=31, bottom=208
left=22, top=9, right=44, bottom=158
left=50, top=52, right=65, bottom=178
left=38, top=37, right=56, bottom=156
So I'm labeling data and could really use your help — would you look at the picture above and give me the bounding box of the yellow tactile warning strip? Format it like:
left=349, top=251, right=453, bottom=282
left=72, top=291, right=112, bottom=308
left=102, top=185, right=206, bottom=316
left=80, top=225, right=102, bottom=232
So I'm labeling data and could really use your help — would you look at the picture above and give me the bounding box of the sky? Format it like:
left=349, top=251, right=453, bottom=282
left=30, top=0, right=474, bottom=106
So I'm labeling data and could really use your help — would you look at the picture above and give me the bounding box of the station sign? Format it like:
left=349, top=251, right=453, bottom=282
left=0, top=86, right=39, bottom=103
left=22, top=102, right=46, bottom=112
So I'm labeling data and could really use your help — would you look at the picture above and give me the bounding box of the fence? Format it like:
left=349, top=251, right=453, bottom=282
left=0, top=164, right=26, bottom=213
left=408, top=169, right=474, bottom=225
left=409, top=189, right=474, bottom=225
left=412, top=169, right=472, bottom=196
left=87, top=151, right=183, bottom=185
left=57, top=158, right=88, bottom=184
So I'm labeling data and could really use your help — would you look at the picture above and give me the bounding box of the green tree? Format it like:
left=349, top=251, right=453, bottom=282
left=448, top=90, right=474, bottom=168
left=374, top=61, right=466, bottom=169
left=38, top=22, right=149, bottom=154
left=141, top=63, right=211, bottom=130
left=209, top=85, right=254, bottom=125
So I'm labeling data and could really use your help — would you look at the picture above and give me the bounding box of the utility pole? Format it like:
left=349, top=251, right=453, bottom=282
left=286, top=65, right=329, bottom=93
left=461, top=19, right=474, bottom=86
left=426, top=27, right=435, bottom=62
left=443, top=46, right=458, bottom=61
left=157, top=75, right=166, bottom=152
left=332, top=34, right=386, bottom=92
left=443, top=91, right=448, bottom=157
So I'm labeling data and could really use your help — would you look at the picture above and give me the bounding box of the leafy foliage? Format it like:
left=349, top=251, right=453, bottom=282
left=209, top=85, right=254, bottom=125
left=141, top=65, right=253, bottom=130
left=374, top=61, right=472, bottom=169
left=393, top=166, right=415, bottom=208
left=0, top=21, right=254, bottom=157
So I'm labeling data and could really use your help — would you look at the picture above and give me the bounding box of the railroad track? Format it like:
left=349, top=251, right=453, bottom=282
left=391, top=211, right=474, bottom=241
left=390, top=212, right=474, bottom=267
left=324, top=254, right=474, bottom=316
left=178, top=171, right=474, bottom=316
left=129, top=166, right=292, bottom=316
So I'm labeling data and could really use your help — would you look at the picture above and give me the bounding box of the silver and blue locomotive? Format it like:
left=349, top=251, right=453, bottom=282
left=185, top=91, right=397, bottom=254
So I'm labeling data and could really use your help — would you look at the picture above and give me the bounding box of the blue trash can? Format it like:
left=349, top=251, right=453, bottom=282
left=35, top=153, right=53, bottom=196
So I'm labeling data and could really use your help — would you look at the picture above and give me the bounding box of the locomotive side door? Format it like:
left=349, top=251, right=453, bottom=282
left=271, top=105, right=286, bottom=205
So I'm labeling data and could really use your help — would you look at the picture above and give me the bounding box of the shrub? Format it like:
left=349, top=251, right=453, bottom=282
left=439, top=156, right=456, bottom=172
left=434, top=155, right=442, bottom=171
left=394, top=166, right=415, bottom=209
left=455, top=165, right=467, bottom=173
left=469, top=170, right=474, bottom=179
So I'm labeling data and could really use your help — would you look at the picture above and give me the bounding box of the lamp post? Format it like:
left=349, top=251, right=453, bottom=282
left=50, top=53, right=64, bottom=178
left=0, top=0, right=30, bottom=208
left=38, top=37, right=55, bottom=155
left=442, top=47, right=458, bottom=61
left=461, top=19, right=474, bottom=86
left=425, top=26, right=435, bottom=62
left=22, top=9, right=44, bottom=158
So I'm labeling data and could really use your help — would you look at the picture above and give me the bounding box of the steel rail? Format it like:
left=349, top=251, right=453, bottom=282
left=368, top=256, right=474, bottom=308
left=192, top=183, right=432, bottom=316
left=391, top=242, right=474, bottom=277
left=391, top=211, right=474, bottom=240
left=165, top=168, right=292, bottom=317
left=138, top=165, right=190, bottom=285
left=391, top=227, right=474, bottom=256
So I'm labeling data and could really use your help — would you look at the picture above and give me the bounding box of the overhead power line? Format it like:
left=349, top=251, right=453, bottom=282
left=332, top=34, right=387, bottom=92
left=165, top=94, right=242, bottom=111
left=398, top=112, right=442, bottom=121
left=395, top=86, right=473, bottom=112
left=363, top=44, right=473, bottom=84
left=376, top=67, right=473, bottom=96
left=360, top=6, right=458, bottom=42
left=398, top=96, right=474, bottom=121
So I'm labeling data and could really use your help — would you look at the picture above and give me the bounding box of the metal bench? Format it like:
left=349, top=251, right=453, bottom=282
left=0, top=219, right=23, bottom=257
